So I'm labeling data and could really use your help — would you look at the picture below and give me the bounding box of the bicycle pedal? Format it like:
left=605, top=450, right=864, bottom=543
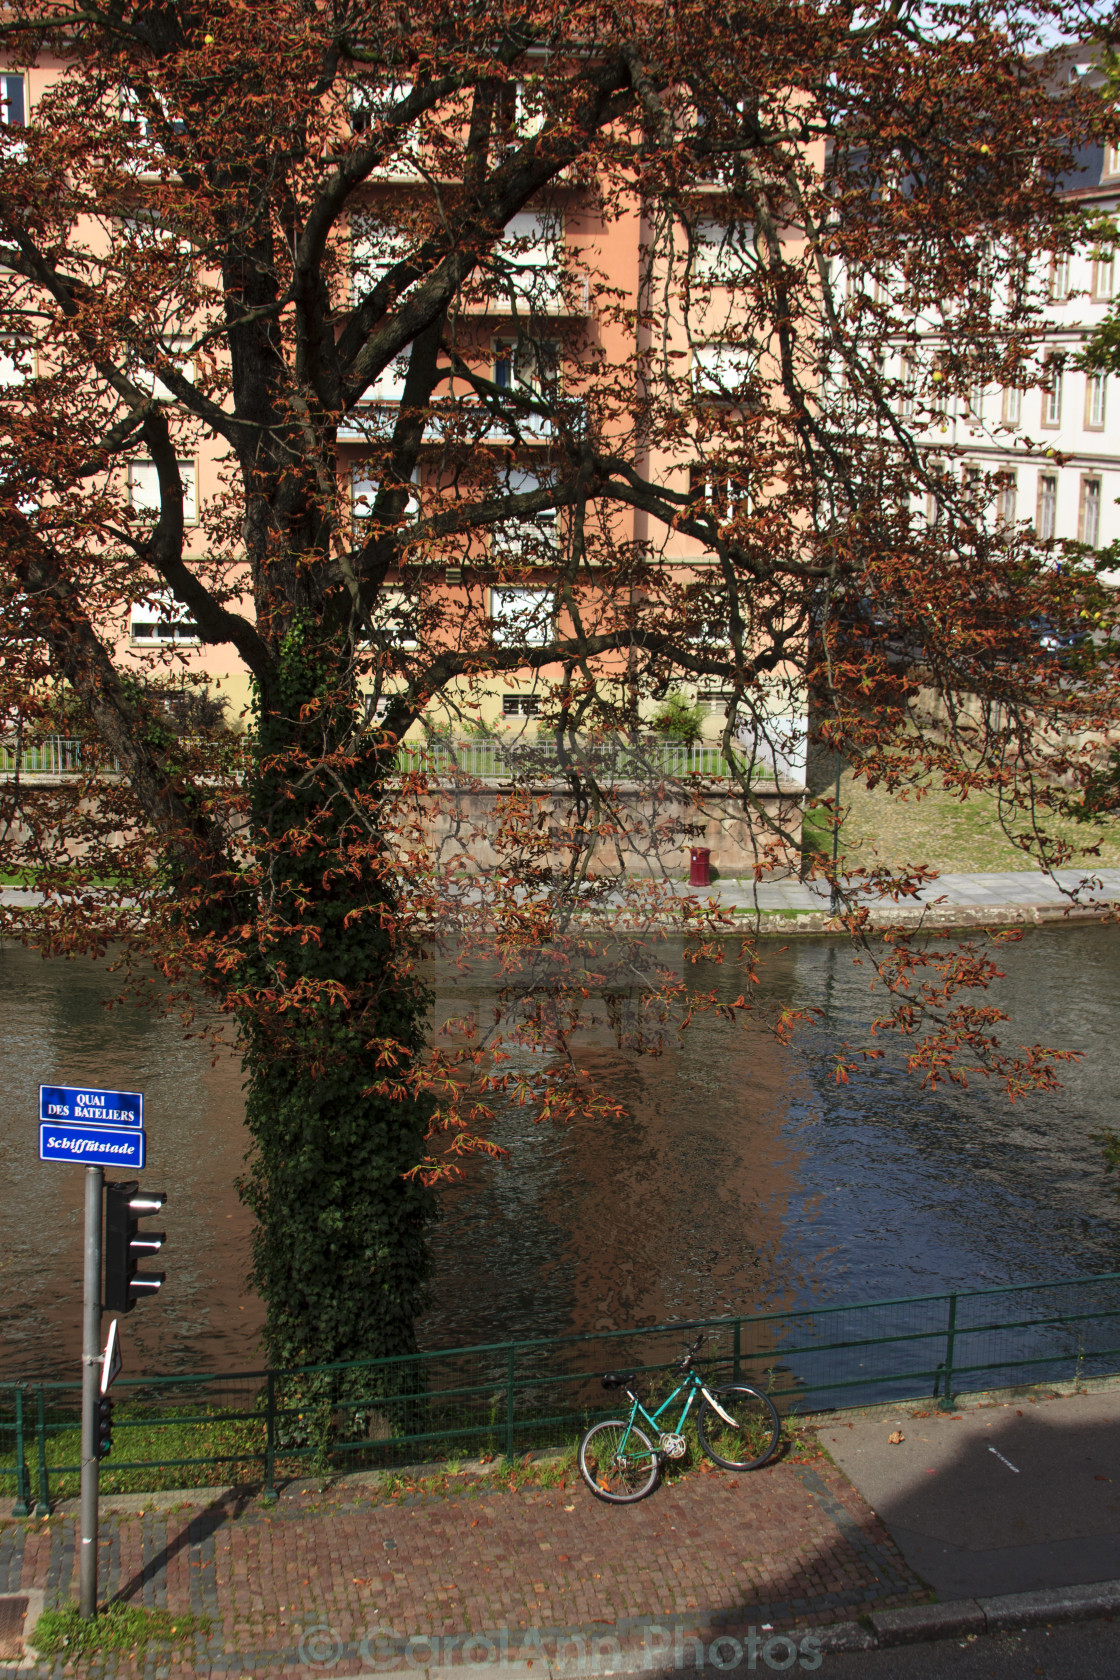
left=658, top=1432, right=687, bottom=1459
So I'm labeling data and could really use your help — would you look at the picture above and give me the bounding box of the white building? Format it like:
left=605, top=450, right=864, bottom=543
left=891, top=52, right=1119, bottom=557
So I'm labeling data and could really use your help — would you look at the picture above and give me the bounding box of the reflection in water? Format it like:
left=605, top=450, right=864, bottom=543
left=2, top=925, right=1119, bottom=1379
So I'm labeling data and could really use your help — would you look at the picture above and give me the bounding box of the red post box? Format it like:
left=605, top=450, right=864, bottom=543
left=689, top=847, right=711, bottom=887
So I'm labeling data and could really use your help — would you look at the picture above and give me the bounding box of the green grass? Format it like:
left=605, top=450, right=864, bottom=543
left=807, top=769, right=1120, bottom=875
left=32, top=1603, right=210, bottom=1660
left=1, top=1403, right=271, bottom=1500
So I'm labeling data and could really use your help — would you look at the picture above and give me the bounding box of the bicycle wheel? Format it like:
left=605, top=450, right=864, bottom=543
left=578, top=1419, right=661, bottom=1503
left=697, top=1385, right=781, bottom=1471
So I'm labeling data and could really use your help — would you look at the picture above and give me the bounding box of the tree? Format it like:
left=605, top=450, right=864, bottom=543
left=0, top=0, right=1114, bottom=1368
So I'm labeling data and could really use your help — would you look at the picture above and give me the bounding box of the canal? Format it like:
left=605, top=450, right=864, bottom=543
left=1, top=923, right=1118, bottom=1380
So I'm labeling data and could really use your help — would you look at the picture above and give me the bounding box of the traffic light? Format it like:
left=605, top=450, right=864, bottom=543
left=96, top=1395, right=114, bottom=1459
left=104, top=1182, right=166, bottom=1312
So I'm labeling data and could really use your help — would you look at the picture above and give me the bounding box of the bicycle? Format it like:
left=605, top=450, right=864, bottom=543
left=577, top=1332, right=781, bottom=1504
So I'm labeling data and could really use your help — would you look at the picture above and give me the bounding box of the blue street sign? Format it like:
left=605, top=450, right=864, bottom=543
left=39, top=1123, right=146, bottom=1169
left=39, top=1085, right=143, bottom=1128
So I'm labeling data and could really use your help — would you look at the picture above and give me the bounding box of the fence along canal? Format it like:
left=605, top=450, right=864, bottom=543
left=3, top=1270, right=1119, bottom=1513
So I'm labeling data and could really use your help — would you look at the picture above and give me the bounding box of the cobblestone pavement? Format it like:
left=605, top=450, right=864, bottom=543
left=0, top=1454, right=927, bottom=1676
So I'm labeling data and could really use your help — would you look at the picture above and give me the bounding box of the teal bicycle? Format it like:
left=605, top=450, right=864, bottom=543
left=578, top=1332, right=781, bottom=1504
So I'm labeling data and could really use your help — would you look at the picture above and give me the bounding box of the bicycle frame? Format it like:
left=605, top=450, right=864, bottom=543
left=617, top=1370, right=704, bottom=1454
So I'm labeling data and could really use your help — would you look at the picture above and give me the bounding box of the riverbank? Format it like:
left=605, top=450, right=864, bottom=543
left=6, top=868, right=1120, bottom=941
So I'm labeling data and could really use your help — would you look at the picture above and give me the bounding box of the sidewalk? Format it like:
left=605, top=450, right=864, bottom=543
left=4, top=1387, right=1120, bottom=1673
left=684, top=867, right=1120, bottom=916
left=6, top=869, right=1120, bottom=926
left=822, top=1385, right=1120, bottom=1601
left=0, top=1445, right=926, bottom=1675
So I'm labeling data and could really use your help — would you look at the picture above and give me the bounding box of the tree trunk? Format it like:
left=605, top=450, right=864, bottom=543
left=236, top=628, right=434, bottom=1369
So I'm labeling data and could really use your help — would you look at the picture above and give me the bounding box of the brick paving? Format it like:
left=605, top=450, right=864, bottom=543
left=0, top=1453, right=928, bottom=1676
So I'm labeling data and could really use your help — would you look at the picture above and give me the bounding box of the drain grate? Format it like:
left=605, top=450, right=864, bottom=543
left=0, top=1595, right=28, bottom=1662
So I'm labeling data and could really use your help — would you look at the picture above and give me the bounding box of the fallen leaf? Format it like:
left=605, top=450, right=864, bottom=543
left=888, top=1430, right=905, bottom=1445
left=1095, top=1475, right=1111, bottom=1482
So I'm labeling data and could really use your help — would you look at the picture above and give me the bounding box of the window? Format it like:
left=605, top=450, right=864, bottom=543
left=898, top=356, right=916, bottom=420
left=688, top=464, right=750, bottom=521
left=1049, top=255, right=1071, bottom=302
left=1086, top=371, right=1107, bottom=430
left=1001, top=384, right=1022, bottom=427
left=493, top=334, right=559, bottom=402
left=1094, top=251, right=1116, bottom=301
left=352, top=467, right=379, bottom=522
left=350, top=217, right=412, bottom=305
left=349, top=77, right=414, bottom=135
left=491, top=587, right=553, bottom=646
left=491, top=467, right=558, bottom=554
left=351, top=463, right=417, bottom=526
left=1042, top=356, right=1063, bottom=427
left=1036, top=473, right=1058, bottom=540
left=0, top=74, right=25, bottom=127
left=129, top=588, right=200, bottom=645
left=366, top=588, right=419, bottom=650
left=135, top=337, right=195, bottom=402
left=1080, top=477, right=1102, bottom=548
left=691, top=342, right=754, bottom=402
left=503, top=693, right=541, bottom=717
left=995, top=471, right=1017, bottom=525
left=494, top=80, right=546, bottom=144
left=1108, top=144, right=1120, bottom=177
left=690, top=218, right=755, bottom=281
left=967, top=381, right=984, bottom=423
left=0, top=341, right=33, bottom=386
left=360, top=352, right=410, bottom=404
left=128, top=459, right=197, bottom=525
left=493, top=209, right=561, bottom=307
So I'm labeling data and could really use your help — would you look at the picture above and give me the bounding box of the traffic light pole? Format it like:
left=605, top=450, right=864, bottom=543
left=79, top=1164, right=103, bottom=1621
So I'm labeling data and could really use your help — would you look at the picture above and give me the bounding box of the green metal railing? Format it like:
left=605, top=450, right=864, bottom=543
left=4, top=1270, right=1118, bottom=1513
left=1, top=734, right=777, bottom=785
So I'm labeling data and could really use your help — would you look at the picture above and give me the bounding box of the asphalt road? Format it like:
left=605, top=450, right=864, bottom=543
left=683, top=1614, right=1120, bottom=1678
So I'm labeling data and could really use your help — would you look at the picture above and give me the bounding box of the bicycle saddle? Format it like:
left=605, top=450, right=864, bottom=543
left=600, top=1371, right=636, bottom=1390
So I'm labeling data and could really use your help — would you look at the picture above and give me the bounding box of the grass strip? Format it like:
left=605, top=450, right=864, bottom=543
left=32, top=1603, right=211, bottom=1659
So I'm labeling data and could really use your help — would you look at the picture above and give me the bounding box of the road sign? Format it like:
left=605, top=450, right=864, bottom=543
left=39, top=1085, right=143, bottom=1127
left=39, top=1123, right=146, bottom=1168
left=100, top=1319, right=122, bottom=1395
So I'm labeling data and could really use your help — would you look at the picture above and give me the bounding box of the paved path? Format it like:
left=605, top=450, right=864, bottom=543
left=822, top=1387, right=1120, bottom=1601
left=6, top=869, right=1120, bottom=921
left=681, top=868, right=1120, bottom=915
left=0, top=1452, right=924, bottom=1676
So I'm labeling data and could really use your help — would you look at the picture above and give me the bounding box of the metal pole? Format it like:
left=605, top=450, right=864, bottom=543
left=829, top=751, right=842, bottom=912
left=12, top=1387, right=30, bottom=1518
left=79, top=1165, right=103, bottom=1620
left=938, top=1293, right=958, bottom=1414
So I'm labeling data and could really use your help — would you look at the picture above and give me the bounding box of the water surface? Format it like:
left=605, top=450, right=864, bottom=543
left=2, top=924, right=1118, bottom=1380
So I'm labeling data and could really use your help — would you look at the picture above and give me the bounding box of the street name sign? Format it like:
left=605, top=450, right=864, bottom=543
left=40, top=1085, right=143, bottom=1126
left=39, top=1123, right=146, bottom=1168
